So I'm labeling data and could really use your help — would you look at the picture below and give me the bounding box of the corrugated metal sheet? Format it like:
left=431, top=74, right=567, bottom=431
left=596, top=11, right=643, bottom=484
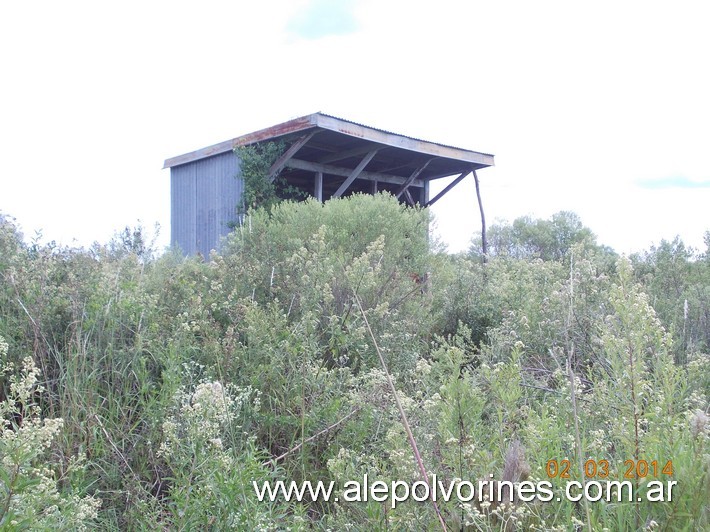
left=163, top=112, right=495, bottom=169
left=316, top=113, right=491, bottom=156
left=171, top=151, right=242, bottom=256
left=166, top=113, right=494, bottom=256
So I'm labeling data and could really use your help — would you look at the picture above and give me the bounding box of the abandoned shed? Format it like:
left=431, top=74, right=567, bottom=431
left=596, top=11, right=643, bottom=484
left=163, top=113, right=494, bottom=257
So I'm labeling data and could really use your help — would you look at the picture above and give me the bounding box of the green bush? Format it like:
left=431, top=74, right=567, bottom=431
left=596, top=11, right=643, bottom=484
left=0, top=336, right=100, bottom=530
left=0, top=204, right=707, bottom=529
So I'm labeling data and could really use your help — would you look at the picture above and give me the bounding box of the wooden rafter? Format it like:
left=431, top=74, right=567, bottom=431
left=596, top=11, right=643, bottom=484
left=332, top=149, right=380, bottom=198
left=284, top=158, right=426, bottom=187
left=395, top=158, right=436, bottom=199
left=267, top=131, right=318, bottom=183
left=425, top=169, right=471, bottom=207
left=317, top=142, right=383, bottom=164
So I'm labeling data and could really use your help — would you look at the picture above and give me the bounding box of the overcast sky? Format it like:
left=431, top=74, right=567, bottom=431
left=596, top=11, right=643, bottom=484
left=2, top=1, right=708, bottom=254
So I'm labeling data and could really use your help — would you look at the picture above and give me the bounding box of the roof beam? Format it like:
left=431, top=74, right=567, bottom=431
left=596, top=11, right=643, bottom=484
left=332, top=149, right=380, bottom=198
left=317, top=142, right=384, bottom=164
left=284, top=158, right=425, bottom=187
left=395, top=158, right=435, bottom=199
left=425, top=169, right=471, bottom=207
left=304, top=140, right=340, bottom=154
left=424, top=166, right=484, bottom=180
left=267, top=131, right=318, bottom=182
left=371, top=161, right=418, bottom=175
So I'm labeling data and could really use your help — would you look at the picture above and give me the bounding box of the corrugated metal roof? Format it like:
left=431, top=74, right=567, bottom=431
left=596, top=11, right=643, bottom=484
left=163, top=112, right=494, bottom=171
left=315, top=112, right=492, bottom=157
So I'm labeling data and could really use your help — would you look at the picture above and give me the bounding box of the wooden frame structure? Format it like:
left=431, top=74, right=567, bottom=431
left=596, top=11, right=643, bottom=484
left=163, top=113, right=494, bottom=255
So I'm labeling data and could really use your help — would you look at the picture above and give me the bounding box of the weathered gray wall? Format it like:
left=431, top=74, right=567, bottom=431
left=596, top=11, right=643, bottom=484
left=170, top=151, right=242, bottom=257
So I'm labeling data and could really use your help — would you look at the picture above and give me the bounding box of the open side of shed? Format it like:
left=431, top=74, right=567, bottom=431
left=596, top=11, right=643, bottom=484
left=163, top=113, right=494, bottom=257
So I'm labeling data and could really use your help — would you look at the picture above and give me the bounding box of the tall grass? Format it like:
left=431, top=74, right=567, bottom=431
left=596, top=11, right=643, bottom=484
left=0, top=203, right=707, bottom=529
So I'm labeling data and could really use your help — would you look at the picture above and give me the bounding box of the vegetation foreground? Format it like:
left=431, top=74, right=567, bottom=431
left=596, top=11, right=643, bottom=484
left=0, top=194, right=708, bottom=530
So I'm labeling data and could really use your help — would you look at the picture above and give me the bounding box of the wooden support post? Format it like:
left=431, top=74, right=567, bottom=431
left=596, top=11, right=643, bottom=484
left=395, top=158, right=435, bottom=199
left=332, top=149, right=379, bottom=198
left=425, top=169, right=470, bottom=207
left=420, top=180, right=430, bottom=206
left=371, top=180, right=378, bottom=194
left=315, top=171, right=323, bottom=202
left=473, top=169, right=487, bottom=262
left=267, top=130, right=318, bottom=182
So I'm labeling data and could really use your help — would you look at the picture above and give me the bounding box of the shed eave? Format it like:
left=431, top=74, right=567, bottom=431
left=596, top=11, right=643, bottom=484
left=162, top=114, right=318, bottom=169
left=312, top=113, right=494, bottom=167
left=163, top=112, right=494, bottom=171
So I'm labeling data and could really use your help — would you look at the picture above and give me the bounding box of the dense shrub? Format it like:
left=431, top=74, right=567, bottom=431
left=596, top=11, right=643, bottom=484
left=1, top=336, right=100, bottom=529
left=0, top=201, right=707, bottom=530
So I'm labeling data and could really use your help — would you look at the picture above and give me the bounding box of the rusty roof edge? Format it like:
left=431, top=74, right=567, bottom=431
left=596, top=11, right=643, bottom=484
left=163, top=112, right=495, bottom=169
left=163, top=114, right=319, bottom=169
left=230, top=114, right=318, bottom=148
